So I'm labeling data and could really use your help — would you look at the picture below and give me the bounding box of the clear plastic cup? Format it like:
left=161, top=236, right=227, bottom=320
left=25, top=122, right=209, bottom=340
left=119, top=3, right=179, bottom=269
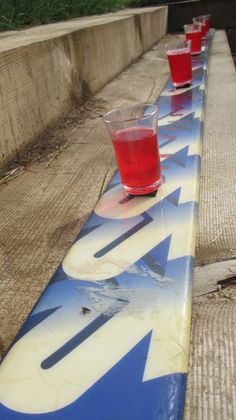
left=200, top=14, right=210, bottom=33
left=193, top=16, right=207, bottom=38
left=103, top=104, right=162, bottom=195
left=166, top=40, right=192, bottom=88
left=184, top=23, right=202, bottom=55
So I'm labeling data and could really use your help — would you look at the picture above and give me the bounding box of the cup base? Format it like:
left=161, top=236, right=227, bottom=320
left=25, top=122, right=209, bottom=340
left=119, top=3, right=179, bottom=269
left=173, top=79, right=192, bottom=88
left=124, top=177, right=163, bottom=196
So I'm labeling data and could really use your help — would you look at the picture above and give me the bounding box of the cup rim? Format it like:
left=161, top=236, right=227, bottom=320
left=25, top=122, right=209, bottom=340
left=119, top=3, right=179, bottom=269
left=193, top=16, right=206, bottom=23
left=194, top=14, right=210, bottom=19
left=184, top=23, right=202, bottom=32
left=165, top=39, right=191, bottom=52
left=102, top=103, right=159, bottom=124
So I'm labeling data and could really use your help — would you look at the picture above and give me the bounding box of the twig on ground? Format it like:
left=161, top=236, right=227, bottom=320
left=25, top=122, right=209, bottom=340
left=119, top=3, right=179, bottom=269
left=45, top=141, right=69, bottom=167
left=217, top=284, right=233, bottom=300
left=146, top=81, right=157, bottom=102
left=228, top=267, right=236, bottom=274
left=0, top=167, right=25, bottom=186
left=208, top=229, right=223, bottom=245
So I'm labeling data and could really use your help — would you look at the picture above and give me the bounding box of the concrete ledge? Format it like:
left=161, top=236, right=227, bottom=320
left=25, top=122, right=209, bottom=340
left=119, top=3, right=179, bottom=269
left=185, top=31, right=236, bottom=417
left=0, top=7, right=168, bottom=169
left=195, top=30, right=236, bottom=266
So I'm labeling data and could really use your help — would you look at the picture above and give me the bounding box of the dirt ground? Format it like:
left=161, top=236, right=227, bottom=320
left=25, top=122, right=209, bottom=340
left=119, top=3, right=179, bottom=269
left=0, top=97, right=108, bottom=181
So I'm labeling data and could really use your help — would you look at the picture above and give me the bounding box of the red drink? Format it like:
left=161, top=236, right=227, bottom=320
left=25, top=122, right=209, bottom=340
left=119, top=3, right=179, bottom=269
left=194, top=16, right=209, bottom=37
left=200, top=21, right=207, bottom=37
left=185, top=30, right=202, bottom=55
left=111, top=126, right=161, bottom=194
left=202, top=22, right=207, bottom=37
left=103, top=104, right=161, bottom=195
left=200, top=15, right=210, bottom=34
left=167, top=47, right=192, bottom=87
left=205, top=16, right=210, bottom=32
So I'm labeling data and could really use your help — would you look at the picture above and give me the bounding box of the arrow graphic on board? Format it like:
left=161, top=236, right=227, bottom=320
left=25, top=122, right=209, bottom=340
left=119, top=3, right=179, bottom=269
left=157, top=86, right=204, bottom=126
left=0, top=199, right=192, bottom=414
left=0, top=334, right=186, bottom=420
left=63, top=333, right=186, bottom=420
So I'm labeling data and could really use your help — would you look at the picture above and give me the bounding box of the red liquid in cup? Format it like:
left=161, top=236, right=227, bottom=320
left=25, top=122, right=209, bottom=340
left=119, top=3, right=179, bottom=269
left=201, top=22, right=207, bottom=37
left=167, top=48, right=192, bottom=87
left=205, top=16, right=210, bottom=32
left=112, top=126, right=161, bottom=192
left=199, top=15, right=210, bottom=34
left=185, top=30, right=202, bottom=54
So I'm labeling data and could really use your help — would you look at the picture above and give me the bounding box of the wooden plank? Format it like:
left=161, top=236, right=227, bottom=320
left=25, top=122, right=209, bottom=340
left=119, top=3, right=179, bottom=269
left=185, top=293, right=236, bottom=419
left=193, top=259, right=236, bottom=297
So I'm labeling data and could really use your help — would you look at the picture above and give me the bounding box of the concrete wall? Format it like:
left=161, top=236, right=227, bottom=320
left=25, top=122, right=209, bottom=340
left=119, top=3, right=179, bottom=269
left=0, top=7, right=168, bottom=169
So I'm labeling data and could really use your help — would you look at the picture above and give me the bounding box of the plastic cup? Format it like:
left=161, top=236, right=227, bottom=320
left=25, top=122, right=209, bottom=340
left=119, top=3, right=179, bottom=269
left=199, top=14, right=210, bottom=33
left=193, top=16, right=207, bottom=38
left=166, top=40, right=192, bottom=88
left=103, top=104, right=162, bottom=195
left=184, top=23, right=202, bottom=55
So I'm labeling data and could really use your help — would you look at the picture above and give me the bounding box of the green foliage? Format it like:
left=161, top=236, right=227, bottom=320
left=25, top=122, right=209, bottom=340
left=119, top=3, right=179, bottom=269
left=0, top=0, right=130, bottom=31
